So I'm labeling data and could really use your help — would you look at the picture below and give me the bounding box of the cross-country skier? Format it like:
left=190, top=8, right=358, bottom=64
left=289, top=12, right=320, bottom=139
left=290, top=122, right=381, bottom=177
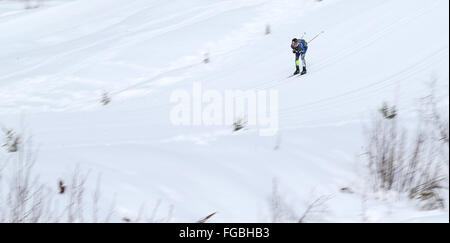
left=291, top=38, right=308, bottom=75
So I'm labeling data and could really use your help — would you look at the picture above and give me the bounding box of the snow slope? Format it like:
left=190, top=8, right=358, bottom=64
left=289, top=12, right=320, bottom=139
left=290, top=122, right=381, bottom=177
left=0, top=0, right=448, bottom=222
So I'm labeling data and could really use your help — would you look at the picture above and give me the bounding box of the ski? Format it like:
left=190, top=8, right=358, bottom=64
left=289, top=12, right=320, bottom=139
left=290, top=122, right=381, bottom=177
left=287, top=74, right=299, bottom=78
left=287, top=72, right=307, bottom=79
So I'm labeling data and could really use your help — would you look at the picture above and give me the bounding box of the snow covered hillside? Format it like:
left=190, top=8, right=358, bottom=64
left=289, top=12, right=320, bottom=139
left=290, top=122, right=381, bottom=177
left=0, top=0, right=448, bottom=222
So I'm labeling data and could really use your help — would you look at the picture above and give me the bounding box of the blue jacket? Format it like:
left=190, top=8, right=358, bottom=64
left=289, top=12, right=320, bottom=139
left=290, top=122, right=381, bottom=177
left=291, top=39, right=308, bottom=54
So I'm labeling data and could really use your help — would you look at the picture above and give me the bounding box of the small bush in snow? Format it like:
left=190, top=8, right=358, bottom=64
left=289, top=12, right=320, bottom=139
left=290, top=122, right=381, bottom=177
left=233, top=118, right=246, bottom=132
left=58, top=180, right=66, bottom=194
left=203, top=53, right=210, bottom=64
left=340, top=187, right=354, bottom=194
left=1, top=128, right=20, bottom=153
left=379, top=102, right=397, bottom=120
left=101, top=92, right=111, bottom=106
left=265, top=24, right=271, bottom=35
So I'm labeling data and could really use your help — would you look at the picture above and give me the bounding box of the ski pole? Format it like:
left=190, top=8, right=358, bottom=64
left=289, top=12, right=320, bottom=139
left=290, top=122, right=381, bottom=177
left=308, top=31, right=324, bottom=44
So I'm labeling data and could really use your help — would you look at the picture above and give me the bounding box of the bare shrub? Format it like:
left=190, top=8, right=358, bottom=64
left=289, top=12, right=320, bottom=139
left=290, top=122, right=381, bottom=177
left=379, top=102, right=397, bottom=120
left=418, top=81, right=449, bottom=158
left=269, top=179, right=330, bottom=223
left=122, top=217, right=132, bottom=223
left=298, top=195, right=331, bottom=223
left=340, top=187, right=354, bottom=194
left=119, top=200, right=175, bottom=223
left=1, top=128, right=21, bottom=153
left=65, top=166, right=89, bottom=223
left=265, top=24, right=271, bottom=35
left=101, top=92, right=111, bottom=106
left=143, top=200, right=175, bottom=223
left=148, top=201, right=174, bottom=223
left=269, top=179, right=296, bottom=222
left=203, top=53, right=210, bottom=64
left=0, top=128, right=186, bottom=223
left=58, top=179, right=66, bottom=194
left=0, top=134, right=51, bottom=223
left=233, top=118, right=247, bottom=132
left=0, top=132, right=118, bottom=222
left=364, top=85, right=448, bottom=210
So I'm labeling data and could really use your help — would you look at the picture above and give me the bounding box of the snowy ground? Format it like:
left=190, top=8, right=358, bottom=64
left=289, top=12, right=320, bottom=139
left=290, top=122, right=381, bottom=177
left=0, top=0, right=448, bottom=222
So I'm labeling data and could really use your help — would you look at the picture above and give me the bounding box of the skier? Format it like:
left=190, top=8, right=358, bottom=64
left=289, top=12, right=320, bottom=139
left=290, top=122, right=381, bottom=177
left=291, top=38, right=308, bottom=75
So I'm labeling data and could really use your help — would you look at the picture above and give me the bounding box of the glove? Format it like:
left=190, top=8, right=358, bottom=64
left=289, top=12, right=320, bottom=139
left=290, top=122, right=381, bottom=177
left=292, top=49, right=299, bottom=54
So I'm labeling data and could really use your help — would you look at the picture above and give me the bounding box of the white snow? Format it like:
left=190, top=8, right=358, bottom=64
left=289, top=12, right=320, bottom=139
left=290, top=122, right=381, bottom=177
left=0, top=0, right=448, bottom=222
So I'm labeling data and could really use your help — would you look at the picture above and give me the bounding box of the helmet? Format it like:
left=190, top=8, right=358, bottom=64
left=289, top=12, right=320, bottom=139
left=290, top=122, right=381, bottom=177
left=292, top=38, right=298, bottom=43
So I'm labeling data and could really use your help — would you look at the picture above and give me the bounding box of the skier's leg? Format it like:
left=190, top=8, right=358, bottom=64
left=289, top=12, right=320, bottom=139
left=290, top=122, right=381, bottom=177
left=301, top=53, right=306, bottom=75
left=294, top=54, right=300, bottom=75
left=301, top=53, right=306, bottom=68
left=300, top=53, right=307, bottom=75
